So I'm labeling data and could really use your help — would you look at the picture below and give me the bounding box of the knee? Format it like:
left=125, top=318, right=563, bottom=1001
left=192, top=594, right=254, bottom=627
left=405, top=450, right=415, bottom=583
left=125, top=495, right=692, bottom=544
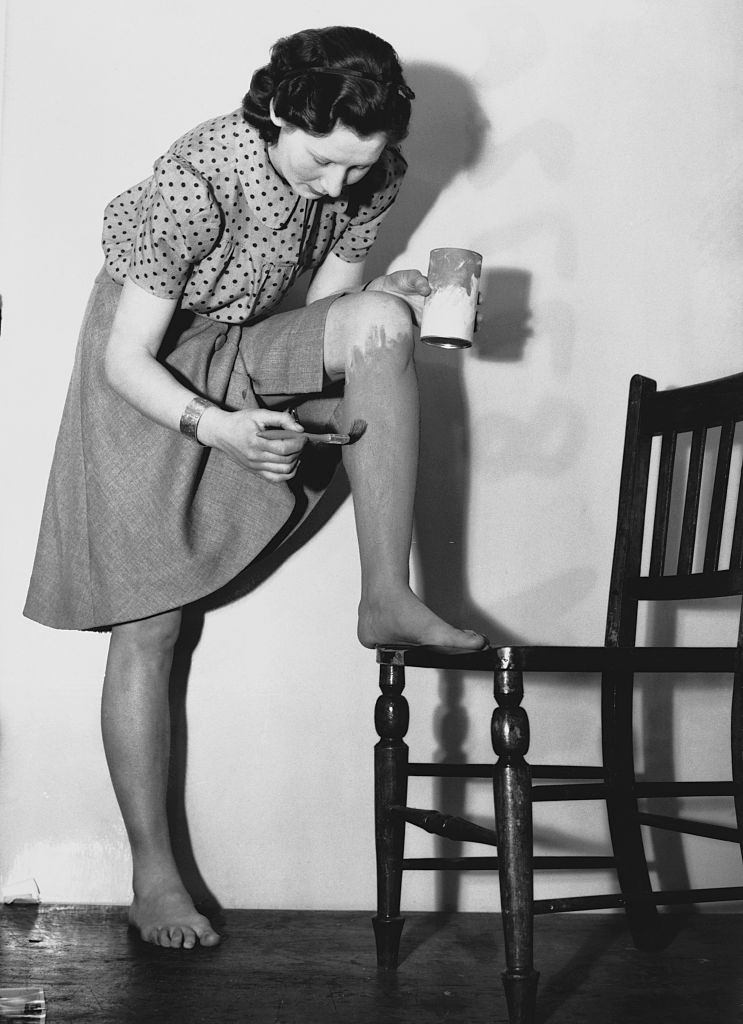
left=111, top=609, right=183, bottom=659
left=324, top=291, right=415, bottom=379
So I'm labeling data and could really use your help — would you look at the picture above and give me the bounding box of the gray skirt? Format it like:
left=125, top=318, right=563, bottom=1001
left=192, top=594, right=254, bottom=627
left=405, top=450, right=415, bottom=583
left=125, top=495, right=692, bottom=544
left=24, top=270, right=345, bottom=630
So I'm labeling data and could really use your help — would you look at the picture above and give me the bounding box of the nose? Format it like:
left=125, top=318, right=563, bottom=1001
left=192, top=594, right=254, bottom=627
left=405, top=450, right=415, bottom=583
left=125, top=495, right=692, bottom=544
left=321, top=167, right=347, bottom=198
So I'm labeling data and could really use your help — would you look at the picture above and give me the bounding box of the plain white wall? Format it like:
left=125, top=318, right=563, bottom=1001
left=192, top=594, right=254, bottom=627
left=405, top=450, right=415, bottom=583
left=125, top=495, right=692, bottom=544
left=1, top=0, right=742, bottom=912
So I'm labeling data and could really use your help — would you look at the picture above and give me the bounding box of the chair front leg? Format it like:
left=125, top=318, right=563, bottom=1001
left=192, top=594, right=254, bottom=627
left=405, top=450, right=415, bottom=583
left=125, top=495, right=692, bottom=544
left=492, top=665, right=539, bottom=1024
left=373, top=661, right=409, bottom=969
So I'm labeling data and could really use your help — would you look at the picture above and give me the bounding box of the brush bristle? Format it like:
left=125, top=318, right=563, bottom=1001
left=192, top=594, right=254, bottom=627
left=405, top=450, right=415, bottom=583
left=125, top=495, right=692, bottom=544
left=347, top=419, right=367, bottom=443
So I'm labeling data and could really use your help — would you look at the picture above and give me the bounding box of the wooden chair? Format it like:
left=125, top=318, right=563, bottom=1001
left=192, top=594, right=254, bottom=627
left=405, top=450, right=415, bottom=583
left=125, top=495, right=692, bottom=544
left=372, top=372, right=743, bottom=1024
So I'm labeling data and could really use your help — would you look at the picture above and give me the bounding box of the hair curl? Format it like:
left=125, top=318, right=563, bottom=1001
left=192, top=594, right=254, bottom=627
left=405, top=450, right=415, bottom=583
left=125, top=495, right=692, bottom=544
left=242, top=26, right=414, bottom=145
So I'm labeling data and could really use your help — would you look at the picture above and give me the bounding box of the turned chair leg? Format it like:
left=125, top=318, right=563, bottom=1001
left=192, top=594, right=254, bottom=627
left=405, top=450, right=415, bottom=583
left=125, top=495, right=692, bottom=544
left=493, top=665, right=539, bottom=1024
left=373, top=662, right=409, bottom=969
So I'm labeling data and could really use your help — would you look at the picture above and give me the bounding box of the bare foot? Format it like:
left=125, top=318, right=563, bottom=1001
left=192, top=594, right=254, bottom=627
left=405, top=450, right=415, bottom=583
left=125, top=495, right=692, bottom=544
left=129, top=886, right=221, bottom=949
left=358, top=587, right=488, bottom=650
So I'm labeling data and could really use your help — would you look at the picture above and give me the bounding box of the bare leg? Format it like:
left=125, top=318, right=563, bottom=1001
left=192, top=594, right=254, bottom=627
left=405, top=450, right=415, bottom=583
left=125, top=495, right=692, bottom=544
left=324, top=291, right=486, bottom=650
left=101, top=609, right=220, bottom=948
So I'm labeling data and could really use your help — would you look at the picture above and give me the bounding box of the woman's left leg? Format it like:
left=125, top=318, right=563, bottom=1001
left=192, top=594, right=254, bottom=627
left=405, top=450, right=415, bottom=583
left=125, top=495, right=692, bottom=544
left=101, top=609, right=221, bottom=948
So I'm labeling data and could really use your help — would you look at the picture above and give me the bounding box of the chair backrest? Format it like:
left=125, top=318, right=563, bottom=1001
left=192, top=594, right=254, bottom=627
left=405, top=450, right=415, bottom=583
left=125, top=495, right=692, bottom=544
left=607, top=372, right=743, bottom=649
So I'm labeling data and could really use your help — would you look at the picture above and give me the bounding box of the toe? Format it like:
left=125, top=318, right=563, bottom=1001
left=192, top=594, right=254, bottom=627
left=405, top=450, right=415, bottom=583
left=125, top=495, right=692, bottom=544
left=199, top=928, right=221, bottom=947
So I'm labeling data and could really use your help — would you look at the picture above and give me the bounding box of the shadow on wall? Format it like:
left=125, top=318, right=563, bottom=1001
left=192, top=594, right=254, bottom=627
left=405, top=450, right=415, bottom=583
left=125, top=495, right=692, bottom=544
left=171, top=64, right=535, bottom=913
left=363, top=61, right=489, bottom=277
left=367, top=63, right=533, bottom=647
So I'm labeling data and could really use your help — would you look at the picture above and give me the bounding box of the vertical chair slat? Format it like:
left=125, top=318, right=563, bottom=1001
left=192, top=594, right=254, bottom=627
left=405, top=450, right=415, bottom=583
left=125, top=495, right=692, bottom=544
left=650, top=432, right=677, bottom=577
left=730, top=462, right=743, bottom=572
left=704, top=421, right=735, bottom=572
left=677, top=428, right=706, bottom=575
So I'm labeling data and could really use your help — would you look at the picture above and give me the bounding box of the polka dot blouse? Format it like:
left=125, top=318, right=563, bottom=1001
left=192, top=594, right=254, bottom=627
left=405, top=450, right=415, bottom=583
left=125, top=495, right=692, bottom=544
left=102, top=109, right=407, bottom=324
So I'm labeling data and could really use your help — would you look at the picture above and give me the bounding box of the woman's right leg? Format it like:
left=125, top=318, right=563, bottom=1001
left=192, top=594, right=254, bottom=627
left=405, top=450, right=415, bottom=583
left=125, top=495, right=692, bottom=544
left=323, top=290, right=487, bottom=650
left=101, top=608, right=220, bottom=948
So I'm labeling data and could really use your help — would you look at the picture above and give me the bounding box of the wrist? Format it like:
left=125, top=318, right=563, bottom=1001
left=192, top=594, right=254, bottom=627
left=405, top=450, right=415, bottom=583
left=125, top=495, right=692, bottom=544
left=193, top=404, right=227, bottom=447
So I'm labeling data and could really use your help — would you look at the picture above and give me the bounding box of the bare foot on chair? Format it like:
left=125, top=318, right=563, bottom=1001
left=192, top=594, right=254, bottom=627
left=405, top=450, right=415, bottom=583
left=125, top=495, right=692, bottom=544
left=129, top=885, right=221, bottom=949
left=357, top=587, right=488, bottom=650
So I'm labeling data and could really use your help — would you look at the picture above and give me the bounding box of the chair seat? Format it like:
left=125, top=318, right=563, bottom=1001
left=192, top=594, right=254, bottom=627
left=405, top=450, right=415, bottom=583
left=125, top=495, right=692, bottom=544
left=378, top=643, right=739, bottom=673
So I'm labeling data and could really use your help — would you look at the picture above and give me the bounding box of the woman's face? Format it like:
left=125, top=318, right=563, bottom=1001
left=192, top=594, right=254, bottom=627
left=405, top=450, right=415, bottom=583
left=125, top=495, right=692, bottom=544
left=268, top=109, right=388, bottom=200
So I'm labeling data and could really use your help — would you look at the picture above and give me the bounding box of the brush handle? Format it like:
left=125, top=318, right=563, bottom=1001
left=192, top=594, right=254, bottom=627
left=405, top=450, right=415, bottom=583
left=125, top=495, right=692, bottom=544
left=257, top=428, right=351, bottom=445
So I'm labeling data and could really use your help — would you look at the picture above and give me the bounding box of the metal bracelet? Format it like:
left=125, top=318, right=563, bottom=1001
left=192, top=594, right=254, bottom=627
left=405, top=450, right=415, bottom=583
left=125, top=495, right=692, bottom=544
left=179, top=396, right=213, bottom=445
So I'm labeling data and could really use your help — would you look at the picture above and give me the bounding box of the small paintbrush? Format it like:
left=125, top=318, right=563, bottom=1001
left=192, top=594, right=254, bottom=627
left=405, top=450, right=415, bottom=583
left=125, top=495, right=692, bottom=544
left=259, top=417, right=367, bottom=446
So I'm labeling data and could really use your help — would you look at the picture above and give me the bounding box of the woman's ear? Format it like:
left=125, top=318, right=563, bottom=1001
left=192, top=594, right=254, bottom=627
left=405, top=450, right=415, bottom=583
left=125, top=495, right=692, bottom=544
left=269, top=100, right=285, bottom=129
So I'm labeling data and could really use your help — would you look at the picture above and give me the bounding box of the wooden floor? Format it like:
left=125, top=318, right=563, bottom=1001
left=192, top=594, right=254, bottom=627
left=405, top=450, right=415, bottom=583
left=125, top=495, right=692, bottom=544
left=2, top=905, right=742, bottom=1023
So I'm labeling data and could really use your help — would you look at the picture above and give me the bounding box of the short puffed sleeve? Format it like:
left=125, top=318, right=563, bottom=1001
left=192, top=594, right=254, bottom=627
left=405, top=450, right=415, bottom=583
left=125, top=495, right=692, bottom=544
left=332, top=147, right=407, bottom=263
left=102, top=154, right=222, bottom=298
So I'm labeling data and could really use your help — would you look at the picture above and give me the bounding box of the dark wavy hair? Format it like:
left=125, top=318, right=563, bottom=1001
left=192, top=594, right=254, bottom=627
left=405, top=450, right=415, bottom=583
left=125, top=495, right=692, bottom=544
left=242, top=26, right=414, bottom=145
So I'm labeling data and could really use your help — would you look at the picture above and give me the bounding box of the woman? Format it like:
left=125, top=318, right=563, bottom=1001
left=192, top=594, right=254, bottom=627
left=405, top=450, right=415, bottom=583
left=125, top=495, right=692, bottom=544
left=24, top=25, right=486, bottom=949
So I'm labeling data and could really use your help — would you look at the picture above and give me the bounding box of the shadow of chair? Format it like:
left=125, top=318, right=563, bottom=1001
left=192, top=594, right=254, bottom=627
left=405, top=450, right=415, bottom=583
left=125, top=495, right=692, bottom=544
left=372, top=371, right=743, bottom=1024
